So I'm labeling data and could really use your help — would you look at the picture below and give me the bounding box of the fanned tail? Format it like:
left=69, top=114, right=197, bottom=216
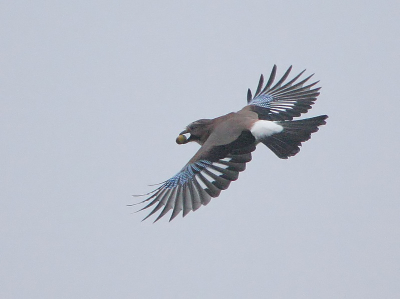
left=261, top=115, right=328, bottom=159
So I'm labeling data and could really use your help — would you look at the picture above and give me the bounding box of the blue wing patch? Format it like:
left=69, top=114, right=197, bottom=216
left=165, top=160, right=212, bottom=189
left=134, top=154, right=251, bottom=222
left=246, top=65, right=320, bottom=120
left=249, top=94, right=273, bottom=108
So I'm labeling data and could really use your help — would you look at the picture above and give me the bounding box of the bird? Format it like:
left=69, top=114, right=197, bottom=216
left=133, top=65, right=328, bottom=222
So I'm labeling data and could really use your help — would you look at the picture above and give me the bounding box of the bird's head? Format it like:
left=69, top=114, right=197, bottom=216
left=176, top=119, right=213, bottom=145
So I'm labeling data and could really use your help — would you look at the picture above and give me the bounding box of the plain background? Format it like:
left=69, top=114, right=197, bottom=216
left=1, top=1, right=399, bottom=298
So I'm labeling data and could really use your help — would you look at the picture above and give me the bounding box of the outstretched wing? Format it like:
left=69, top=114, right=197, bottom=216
left=243, top=65, right=321, bottom=121
left=135, top=131, right=256, bottom=222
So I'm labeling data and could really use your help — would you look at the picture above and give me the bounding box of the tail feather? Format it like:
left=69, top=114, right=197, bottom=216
left=261, top=115, right=328, bottom=159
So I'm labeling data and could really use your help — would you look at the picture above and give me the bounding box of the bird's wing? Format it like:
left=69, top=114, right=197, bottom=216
left=135, top=129, right=256, bottom=222
left=241, top=65, right=321, bottom=121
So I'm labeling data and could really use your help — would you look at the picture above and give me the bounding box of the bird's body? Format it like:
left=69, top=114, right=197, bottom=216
left=134, top=65, right=328, bottom=222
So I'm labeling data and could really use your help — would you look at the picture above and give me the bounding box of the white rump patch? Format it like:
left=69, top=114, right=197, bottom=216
left=250, top=120, right=283, bottom=140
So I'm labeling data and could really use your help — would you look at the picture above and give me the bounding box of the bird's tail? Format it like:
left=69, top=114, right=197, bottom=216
left=261, top=115, right=328, bottom=159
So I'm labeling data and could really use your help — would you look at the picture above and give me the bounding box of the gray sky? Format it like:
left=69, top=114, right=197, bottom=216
left=1, top=1, right=399, bottom=298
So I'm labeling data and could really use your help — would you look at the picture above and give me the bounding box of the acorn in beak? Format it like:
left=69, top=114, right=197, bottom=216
left=176, top=129, right=190, bottom=144
left=176, top=134, right=188, bottom=144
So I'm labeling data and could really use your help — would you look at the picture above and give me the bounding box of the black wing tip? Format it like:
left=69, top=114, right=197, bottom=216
left=319, top=114, right=329, bottom=123
left=247, top=88, right=252, bottom=103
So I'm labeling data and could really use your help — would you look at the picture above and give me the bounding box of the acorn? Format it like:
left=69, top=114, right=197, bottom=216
left=176, top=134, right=187, bottom=144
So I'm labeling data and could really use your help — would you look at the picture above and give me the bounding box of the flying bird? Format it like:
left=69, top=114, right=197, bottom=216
left=134, top=65, right=328, bottom=222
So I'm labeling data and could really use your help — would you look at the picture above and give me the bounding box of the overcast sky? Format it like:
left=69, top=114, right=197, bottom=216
left=1, top=1, right=399, bottom=298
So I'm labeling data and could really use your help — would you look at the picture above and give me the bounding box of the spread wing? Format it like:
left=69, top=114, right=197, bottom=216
left=135, top=130, right=256, bottom=222
left=243, top=65, right=321, bottom=121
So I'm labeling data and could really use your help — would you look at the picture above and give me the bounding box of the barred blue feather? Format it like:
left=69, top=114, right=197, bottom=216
left=136, top=154, right=251, bottom=222
left=249, top=94, right=273, bottom=108
left=246, top=65, right=320, bottom=121
left=164, top=160, right=212, bottom=189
